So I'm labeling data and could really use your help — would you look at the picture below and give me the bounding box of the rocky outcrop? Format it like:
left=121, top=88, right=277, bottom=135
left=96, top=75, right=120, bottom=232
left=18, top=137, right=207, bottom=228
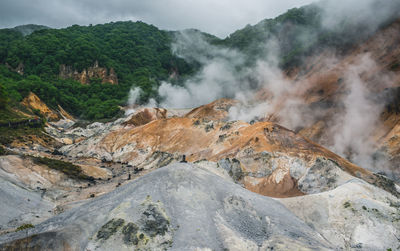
left=59, top=61, right=118, bottom=85
left=57, top=105, right=75, bottom=121
left=123, top=108, right=167, bottom=127
left=21, top=92, right=60, bottom=121
left=185, top=98, right=238, bottom=121
left=20, top=92, right=75, bottom=124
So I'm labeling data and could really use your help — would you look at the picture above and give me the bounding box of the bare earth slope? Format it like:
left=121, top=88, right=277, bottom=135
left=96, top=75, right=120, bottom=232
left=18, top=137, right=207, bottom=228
left=60, top=107, right=398, bottom=198
left=0, top=163, right=332, bottom=251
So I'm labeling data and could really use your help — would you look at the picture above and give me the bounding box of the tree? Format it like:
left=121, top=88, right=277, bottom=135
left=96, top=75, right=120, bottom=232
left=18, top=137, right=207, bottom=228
left=0, top=82, right=8, bottom=109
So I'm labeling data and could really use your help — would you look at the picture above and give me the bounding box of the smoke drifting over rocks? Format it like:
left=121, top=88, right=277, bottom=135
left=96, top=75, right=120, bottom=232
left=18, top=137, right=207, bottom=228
left=126, top=0, right=400, bottom=175
left=328, top=55, right=385, bottom=170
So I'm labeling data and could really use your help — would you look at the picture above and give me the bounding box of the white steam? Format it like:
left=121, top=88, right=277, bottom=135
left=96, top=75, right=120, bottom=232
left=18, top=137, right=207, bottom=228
left=124, top=0, right=400, bottom=175
left=125, top=87, right=142, bottom=115
left=157, top=59, right=241, bottom=108
left=328, top=54, right=384, bottom=170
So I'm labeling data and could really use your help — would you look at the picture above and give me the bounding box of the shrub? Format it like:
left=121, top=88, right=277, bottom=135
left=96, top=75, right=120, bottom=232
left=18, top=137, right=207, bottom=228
left=16, top=223, right=34, bottom=232
left=32, top=156, right=94, bottom=181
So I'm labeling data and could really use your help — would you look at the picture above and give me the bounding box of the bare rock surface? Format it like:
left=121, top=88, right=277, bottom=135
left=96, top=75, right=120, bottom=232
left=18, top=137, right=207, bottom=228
left=59, top=114, right=396, bottom=198
left=0, top=163, right=332, bottom=250
left=280, top=179, right=400, bottom=251
left=0, top=176, right=54, bottom=232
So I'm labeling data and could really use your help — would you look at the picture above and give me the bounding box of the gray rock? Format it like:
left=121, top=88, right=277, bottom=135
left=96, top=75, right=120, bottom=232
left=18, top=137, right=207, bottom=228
left=217, top=158, right=244, bottom=182
left=297, top=157, right=354, bottom=194
left=0, top=163, right=332, bottom=250
left=0, top=176, right=54, bottom=230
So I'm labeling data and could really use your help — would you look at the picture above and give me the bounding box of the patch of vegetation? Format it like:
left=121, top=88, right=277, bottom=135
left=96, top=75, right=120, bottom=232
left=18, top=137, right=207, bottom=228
left=371, top=173, right=400, bottom=198
left=390, top=61, right=400, bottom=71
left=122, top=222, right=139, bottom=245
left=0, top=106, right=26, bottom=124
left=142, top=203, right=170, bottom=237
left=204, top=123, right=214, bottom=132
left=16, top=223, right=34, bottom=232
left=0, top=82, right=8, bottom=109
left=217, top=134, right=227, bottom=143
left=137, top=232, right=149, bottom=245
left=389, top=200, right=400, bottom=209
left=343, top=201, right=357, bottom=214
left=192, top=120, right=200, bottom=126
left=0, top=145, right=7, bottom=155
left=31, top=156, right=93, bottom=181
left=97, top=218, right=125, bottom=240
left=220, top=123, right=232, bottom=131
left=0, top=126, right=44, bottom=145
left=0, top=84, right=49, bottom=146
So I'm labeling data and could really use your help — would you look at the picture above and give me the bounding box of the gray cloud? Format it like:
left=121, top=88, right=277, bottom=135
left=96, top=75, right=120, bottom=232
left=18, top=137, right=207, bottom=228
left=0, top=0, right=314, bottom=37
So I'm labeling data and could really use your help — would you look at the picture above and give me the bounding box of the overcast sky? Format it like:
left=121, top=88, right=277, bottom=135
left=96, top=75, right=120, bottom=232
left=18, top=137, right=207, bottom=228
left=0, top=0, right=316, bottom=37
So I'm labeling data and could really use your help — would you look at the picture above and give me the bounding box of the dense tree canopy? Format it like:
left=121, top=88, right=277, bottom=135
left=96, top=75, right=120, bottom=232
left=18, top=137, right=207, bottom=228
left=0, top=4, right=398, bottom=121
left=0, top=21, right=196, bottom=120
left=0, top=82, right=8, bottom=109
left=218, top=3, right=400, bottom=68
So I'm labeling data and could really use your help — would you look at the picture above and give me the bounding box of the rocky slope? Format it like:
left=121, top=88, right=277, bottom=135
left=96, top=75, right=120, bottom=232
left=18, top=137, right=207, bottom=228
left=281, top=179, right=400, bottom=250
left=248, top=18, right=400, bottom=181
left=57, top=102, right=398, bottom=199
left=0, top=94, right=399, bottom=250
left=0, top=163, right=399, bottom=250
left=0, top=163, right=336, bottom=250
left=1, top=16, right=400, bottom=251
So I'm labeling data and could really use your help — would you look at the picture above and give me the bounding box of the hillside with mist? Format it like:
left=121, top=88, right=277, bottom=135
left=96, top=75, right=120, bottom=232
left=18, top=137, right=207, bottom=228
left=220, top=0, right=400, bottom=68
left=1, top=0, right=400, bottom=250
left=1, top=0, right=399, bottom=120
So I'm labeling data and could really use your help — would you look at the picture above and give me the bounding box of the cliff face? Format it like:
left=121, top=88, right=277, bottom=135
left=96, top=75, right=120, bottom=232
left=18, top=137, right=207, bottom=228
left=59, top=61, right=118, bottom=85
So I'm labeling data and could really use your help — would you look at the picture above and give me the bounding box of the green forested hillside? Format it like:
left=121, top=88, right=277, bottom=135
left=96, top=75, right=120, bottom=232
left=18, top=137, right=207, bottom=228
left=219, top=2, right=400, bottom=68
left=0, top=21, right=195, bottom=120
left=219, top=4, right=322, bottom=67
